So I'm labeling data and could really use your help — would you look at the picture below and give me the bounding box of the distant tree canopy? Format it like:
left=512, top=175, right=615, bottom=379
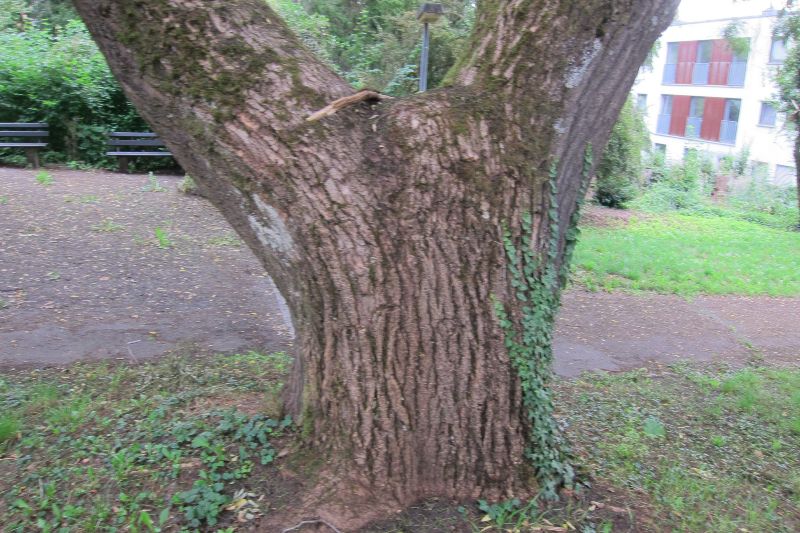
left=773, top=4, right=800, bottom=225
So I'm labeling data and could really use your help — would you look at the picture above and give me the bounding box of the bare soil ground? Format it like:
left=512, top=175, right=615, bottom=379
left=1, top=168, right=798, bottom=374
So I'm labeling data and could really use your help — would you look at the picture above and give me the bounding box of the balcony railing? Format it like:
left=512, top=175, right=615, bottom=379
left=685, top=117, right=702, bottom=138
left=720, top=120, right=738, bottom=144
left=662, top=63, right=677, bottom=84
left=657, top=114, right=671, bottom=134
left=692, top=63, right=710, bottom=85
left=728, top=61, right=746, bottom=86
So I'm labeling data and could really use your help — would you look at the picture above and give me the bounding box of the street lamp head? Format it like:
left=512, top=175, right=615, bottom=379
left=417, top=3, right=444, bottom=24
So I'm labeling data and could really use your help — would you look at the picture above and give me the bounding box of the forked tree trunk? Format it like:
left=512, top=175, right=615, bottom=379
left=73, top=0, right=678, bottom=527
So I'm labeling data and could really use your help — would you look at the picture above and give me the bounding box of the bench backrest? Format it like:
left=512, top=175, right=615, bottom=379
left=0, top=123, right=49, bottom=140
left=108, top=132, right=169, bottom=152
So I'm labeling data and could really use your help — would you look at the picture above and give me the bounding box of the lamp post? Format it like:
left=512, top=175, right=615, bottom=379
left=417, top=3, right=444, bottom=92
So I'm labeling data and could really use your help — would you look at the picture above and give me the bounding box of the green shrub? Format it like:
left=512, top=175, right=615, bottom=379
left=595, top=99, right=650, bottom=208
left=0, top=19, right=149, bottom=166
left=630, top=150, right=710, bottom=212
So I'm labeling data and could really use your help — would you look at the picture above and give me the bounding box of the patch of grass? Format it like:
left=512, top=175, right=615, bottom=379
left=0, top=352, right=293, bottom=532
left=555, top=365, right=800, bottom=532
left=35, top=170, right=54, bottom=187
left=0, top=195, right=8, bottom=204
left=573, top=213, right=800, bottom=296
left=80, top=194, right=99, bottom=204
left=91, top=218, right=124, bottom=232
left=154, top=226, right=173, bottom=248
left=0, top=415, right=20, bottom=444
left=207, top=232, right=243, bottom=247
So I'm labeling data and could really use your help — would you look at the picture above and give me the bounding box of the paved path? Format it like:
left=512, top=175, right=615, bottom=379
left=553, top=290, right=800, bottom=376
left=1, top=167, right=798, bottom=373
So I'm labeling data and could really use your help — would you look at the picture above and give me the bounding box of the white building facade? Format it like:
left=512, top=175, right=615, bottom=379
left=633, top=0, right=796, bottom=186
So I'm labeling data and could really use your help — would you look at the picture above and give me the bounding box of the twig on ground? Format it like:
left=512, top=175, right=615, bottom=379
left=281, top=518, right=343, bottom=533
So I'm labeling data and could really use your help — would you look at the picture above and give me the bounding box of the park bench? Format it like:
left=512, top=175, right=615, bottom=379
left=107, top=132, right=172, bottom=172
left=0, top=122, right=49, bottom=168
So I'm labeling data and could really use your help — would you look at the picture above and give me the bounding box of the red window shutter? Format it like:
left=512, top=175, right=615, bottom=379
left=701, top=97, right=726, bottom=141
left=708, top=40, right=733, bottom=85
left=676, top=41, right=698, bottom=84
left=670, top=95, right=691, bottom=136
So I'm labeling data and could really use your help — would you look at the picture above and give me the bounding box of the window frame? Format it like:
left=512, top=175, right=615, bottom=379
left=758, top=102, right=777, bottom=127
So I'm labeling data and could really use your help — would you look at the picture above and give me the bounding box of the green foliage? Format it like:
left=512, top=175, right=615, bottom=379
left=270, top=0, right=475, bottom=95
left=475, top=497, right=542, bottom=530
left=494, top=148, right=592, bottom=497
left=558, top=366, right=800, bottom=531
left=721, top=20, right=750, bottom=57
left=35, top=170, right=53, bottom=186
left=595, top=99, right=649, bottom=207
left=154, top=226, right=172, bottom=248
left=1, top=351, right=293, bottom=531
left=177, top=174, right=199, bottom=196
left=140, top=172, right=166, bottom=192
left=630, top=149, right=713, bottom=212
left=0, top=17, right=148, bottom=165
left=0, top=414, right=20, bottom=444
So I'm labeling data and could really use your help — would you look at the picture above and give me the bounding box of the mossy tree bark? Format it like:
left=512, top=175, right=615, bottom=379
left=73, top=0, right=677, bottom=527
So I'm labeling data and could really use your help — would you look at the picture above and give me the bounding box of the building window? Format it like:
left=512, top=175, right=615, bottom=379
left=657, top=95, right=672, bottom=134
left=654, top=143, right=667, bottom=154
left=662, top=39, right=749, bottom=86
left=770, top=37, right=787, bottom=64
left=663, top=42, right=679, bottom=84
left=759, top=102, right=777, bottom=126
left=637, top=93, right=648, bottom=113
left=686, top=97, right=705, bottom=138
left=692, top=40, right=712, bottom=84
left=775, top=164, right=795, bottom=185
left=655, top=95, right=739, bottom=143
left=728, top=44, right=749, bottom=86
left=720, top=99, right=740, bottom=144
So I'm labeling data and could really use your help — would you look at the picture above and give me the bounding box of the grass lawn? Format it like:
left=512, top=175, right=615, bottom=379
left=572, top=213, right=800, bottom=296
left=1, top=354, right=798, bottom=532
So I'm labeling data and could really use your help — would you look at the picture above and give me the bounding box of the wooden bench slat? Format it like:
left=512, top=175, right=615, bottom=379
left=0, top=122, right=47, bottom=128
left=106, top=151, right=172, bottom=157
left=0, top=130, right=49, bottom=137
left=108, top=132, right=159, bottom=138
left=108, top=139, right=165, bottom=147
left=0, top=142, right=48, bottom=148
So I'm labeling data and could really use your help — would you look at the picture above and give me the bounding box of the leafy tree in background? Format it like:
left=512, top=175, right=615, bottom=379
left=0, top=19, right=146, bottom=164
left=774, top=2, right=800, bottom=227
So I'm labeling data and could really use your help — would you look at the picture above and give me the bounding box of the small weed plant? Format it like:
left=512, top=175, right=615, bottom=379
left=154, top=226, right=173, bottom=248
left=92, top=218, right=124, bottom=233
left=141, top=172, right=167, bottom=192
left=35, top=171, right=54, bottom=187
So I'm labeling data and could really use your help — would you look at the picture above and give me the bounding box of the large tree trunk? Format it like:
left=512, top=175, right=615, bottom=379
left=73, top=0, right=678, bottom=527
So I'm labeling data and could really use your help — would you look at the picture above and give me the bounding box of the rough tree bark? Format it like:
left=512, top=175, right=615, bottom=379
left=73, top=0, right=678, bottom=527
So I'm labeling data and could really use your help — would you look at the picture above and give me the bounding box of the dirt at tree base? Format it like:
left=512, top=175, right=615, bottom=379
left=1, top=168, right=798, bottom=374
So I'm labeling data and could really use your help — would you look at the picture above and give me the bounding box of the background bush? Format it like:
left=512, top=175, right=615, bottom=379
left=0, top=17, right=152, bottom=167
left=594, top=98, right=650, bottom=208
